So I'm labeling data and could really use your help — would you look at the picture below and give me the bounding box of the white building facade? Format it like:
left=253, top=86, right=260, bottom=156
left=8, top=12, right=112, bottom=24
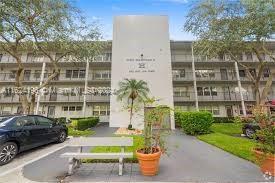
left=0, top=16, right=275, bottom=129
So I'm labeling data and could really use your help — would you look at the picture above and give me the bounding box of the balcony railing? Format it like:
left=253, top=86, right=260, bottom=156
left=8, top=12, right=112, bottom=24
left=0, top=54, right=111, bottom=63
left=173, top=92, right=256, bottom=102
left=171, top=54, right=274, bottom=63
left=173, top=71, right=237, bottom=81
left=0, top=72, right=111, bottom=82
left=0, top=94, right=110, bottom=103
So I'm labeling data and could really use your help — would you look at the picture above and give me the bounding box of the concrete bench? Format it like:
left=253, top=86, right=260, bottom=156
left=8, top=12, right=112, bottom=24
left=61, top=137, right=133, bottom=176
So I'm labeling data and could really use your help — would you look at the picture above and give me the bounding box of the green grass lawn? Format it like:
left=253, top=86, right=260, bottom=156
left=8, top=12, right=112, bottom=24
left=210, top=123, right=243, bottom=136
left=86, top=135, right=144, bottom=163
left=68, top=127, right=95, bottom=137
left=198, top=123, right=258, bottom=163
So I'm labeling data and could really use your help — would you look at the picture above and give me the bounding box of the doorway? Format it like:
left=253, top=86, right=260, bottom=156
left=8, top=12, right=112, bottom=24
left=220, top=69, right=228, bottom=80
left=47, top=106, right=55, bottom=118
left=225, top=106, right=233, bottom=117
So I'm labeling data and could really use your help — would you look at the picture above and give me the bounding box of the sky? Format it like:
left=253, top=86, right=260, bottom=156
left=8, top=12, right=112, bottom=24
left=76, top=0, right=197, bottom=40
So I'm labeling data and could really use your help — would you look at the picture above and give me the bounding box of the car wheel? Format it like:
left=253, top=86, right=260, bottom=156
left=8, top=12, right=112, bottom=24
left=0, top=142, right=18, bottom=166
left=245, top=128, right=255, bottom=139
left=57, top=130, right=67, bottom=143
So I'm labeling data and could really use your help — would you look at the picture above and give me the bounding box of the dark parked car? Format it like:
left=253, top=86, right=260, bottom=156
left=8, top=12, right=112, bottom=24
left=0, top=115, right=68, bottom=165
left=242, top=123, right=261, bottom=139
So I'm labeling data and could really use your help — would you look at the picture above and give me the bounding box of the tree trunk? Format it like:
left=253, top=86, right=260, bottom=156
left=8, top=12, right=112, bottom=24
left=20, top=95, right=29, bottom=114
left=29, top=94, right=36, bottom=114
left=129, top=98, right=134, bottom=126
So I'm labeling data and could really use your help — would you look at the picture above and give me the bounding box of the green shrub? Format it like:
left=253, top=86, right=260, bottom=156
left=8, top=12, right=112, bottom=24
left=71, top=120, right=78, bottom=129
left=213, top=117, right=234, bottom=123
left=179, top=111, right=213, bottom=135
left=77, top=117, right=99, bottom=130
left=174, top=111, right=182, bottom=128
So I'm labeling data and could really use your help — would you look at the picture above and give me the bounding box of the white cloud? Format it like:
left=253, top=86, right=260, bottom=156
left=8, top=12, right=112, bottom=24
left=156, top=0, right=188, bottom=4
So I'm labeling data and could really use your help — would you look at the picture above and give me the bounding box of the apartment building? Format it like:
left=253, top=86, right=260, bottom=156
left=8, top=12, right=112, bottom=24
left=0, top=41, right=274, bottom=123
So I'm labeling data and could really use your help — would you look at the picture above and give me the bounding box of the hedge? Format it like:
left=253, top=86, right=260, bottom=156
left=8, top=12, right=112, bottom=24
left=213, top=117, right=234, bottom=123
left=49, top=117, right=66, bottom=124
left=175, top=111, right=213, bottom=135
left=71, top=117, right=99, bottom=131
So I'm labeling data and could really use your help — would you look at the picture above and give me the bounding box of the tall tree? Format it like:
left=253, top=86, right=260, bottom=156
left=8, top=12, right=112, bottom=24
left=184, top=0, right=275, bottom=107
left=116, top=79, right=150, bottom=129
left=0, top=0, right=103, bottom=114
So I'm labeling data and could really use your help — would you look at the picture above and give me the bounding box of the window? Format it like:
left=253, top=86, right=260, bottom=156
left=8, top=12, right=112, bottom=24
left=93, top=105, right=110, bottom=116
left=212, top=106, right=220, bottom=115
left=249, top=69, right=256, bottom=78
left=105, top=53, right=112, bottom=61
left=239, top=70, right=246, bottom=77
left=76, top=106, right=82, bottom=111
left=263, top=68, right=270, bottom=77
left=197, top=87, right=203, bottom=96
left=66, top=70, right=72, bottom=78
left=79, top=70, right=86, bottom=78
left=93, top=106, right=100, bottom=116
left=173, top=87, right=189, bottom=97
left=71, top=88, right=76, bottom=96
left=63, top=106, right=68, bottom=111
left=15, top=116, right=36, bottom=127
left=199, top=106, right=220, bottom=116
left=72, top=70, right=79, bottom=78
left=197, top=86, right=217, bottom=96
left=93, top=70, right=111, bottom=79
left=9, top=70, right=16, bottom=79
left=172, top=69, right=185, bottom=79
left=203, top=87, right=210, bottom=96
left=211, top=87, right=217, bottom=96
left=24, top=70, right=31, bottom=81
left=4, top=88, right=13, bottom=97
left=195, top=69, right=215, bottom=78
left=34, top=70, right=41, bottom=79
left=36, top=116, right=53, bottom=126
left=69, top=106, right=75, bottom=111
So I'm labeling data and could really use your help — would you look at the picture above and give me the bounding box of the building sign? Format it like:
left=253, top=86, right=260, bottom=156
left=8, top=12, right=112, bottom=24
left=126, top=58, right=156, bottom=73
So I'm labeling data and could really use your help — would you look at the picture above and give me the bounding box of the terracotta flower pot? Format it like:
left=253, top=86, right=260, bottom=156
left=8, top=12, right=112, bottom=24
left=253, top=149, right=275, bottom=176
left=136, top=148, right=161, bottom=176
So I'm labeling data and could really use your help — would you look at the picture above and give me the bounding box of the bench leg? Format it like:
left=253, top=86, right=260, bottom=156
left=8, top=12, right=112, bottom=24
left=119, top=157, right=123, bottom=176
left=76, top=159, right=81, bottom=168
left=68, top=158, right=75, bottom=175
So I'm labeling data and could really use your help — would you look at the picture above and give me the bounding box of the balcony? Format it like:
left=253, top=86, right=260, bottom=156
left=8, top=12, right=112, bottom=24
left=173, top=71, right=237, bottom=81
left=0, top=94, right=110, bottom=103
left=173, top=92, right=255, bottom=102
left=0, top=72, right=111, bottom=83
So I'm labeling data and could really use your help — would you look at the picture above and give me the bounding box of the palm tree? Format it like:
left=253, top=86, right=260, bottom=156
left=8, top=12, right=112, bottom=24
left=116, top=79, right=150, bottom=129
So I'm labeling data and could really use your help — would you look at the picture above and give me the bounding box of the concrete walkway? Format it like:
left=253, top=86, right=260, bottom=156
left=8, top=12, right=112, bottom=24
left=65, top=129, right=268, bottom=182
left=0, top=123, right=270, bottom=182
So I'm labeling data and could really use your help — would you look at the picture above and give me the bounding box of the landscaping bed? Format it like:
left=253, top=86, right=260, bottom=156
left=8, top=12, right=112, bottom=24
left=198, top=123, right=258, bottom=163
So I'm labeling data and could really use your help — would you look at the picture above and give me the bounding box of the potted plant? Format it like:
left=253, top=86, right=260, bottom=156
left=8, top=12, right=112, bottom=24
left=252, top=107, right=275, bottom=176
left=136, top=105, right=170, bottom=176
